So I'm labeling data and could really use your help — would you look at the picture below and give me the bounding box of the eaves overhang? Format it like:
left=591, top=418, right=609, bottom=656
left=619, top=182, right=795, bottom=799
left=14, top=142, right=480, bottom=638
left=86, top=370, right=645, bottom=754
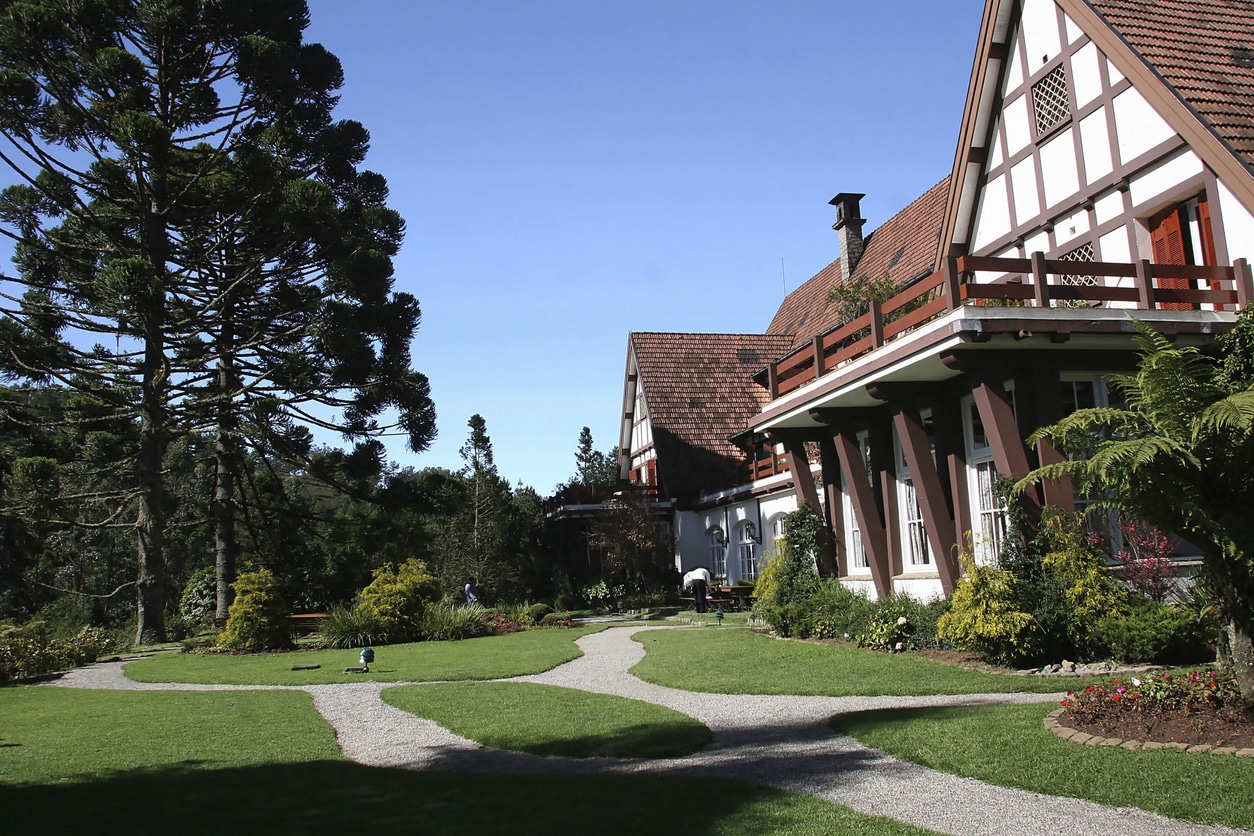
left=750, top=304, right=1236, bottom=433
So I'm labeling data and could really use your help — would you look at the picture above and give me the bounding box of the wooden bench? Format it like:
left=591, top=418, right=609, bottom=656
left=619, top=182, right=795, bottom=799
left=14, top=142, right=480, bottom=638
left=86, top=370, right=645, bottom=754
left=288, top=613, right=327, bottom=637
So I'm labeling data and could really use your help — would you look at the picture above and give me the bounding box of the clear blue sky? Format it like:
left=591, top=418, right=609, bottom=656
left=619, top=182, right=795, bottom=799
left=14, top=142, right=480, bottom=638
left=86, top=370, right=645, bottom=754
left=303, top=1, right=985, bottom=493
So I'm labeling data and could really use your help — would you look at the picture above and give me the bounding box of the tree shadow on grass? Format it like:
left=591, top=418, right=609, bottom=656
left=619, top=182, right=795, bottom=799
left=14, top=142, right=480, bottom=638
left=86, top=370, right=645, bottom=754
left=0, top=761, right=928, bottom=835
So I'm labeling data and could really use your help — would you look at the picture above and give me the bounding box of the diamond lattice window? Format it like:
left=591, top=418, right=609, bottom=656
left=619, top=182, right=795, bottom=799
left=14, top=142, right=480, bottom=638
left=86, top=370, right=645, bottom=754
left=1032, top=65, right=1070, bottom=134
left=1058, top=241, right=1098, bottom=307
left=1060, top=242, right=1096, bottom=286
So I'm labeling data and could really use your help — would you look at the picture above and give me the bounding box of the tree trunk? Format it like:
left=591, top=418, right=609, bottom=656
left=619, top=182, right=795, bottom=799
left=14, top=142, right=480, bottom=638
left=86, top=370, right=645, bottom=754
left=214, top=309, right=238, bottom=622
left=134, top=327, right=167, bottom=645
left=1222, top=618, right=1254, bottom=706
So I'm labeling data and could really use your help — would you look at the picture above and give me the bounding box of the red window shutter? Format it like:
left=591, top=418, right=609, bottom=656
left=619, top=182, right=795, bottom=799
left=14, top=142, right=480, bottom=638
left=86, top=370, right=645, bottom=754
left=646, top=459, right=656, bottom=486
left=1149, top=207, right=1191, bottom=310
left=1198, top=196, right=1218, bottom=268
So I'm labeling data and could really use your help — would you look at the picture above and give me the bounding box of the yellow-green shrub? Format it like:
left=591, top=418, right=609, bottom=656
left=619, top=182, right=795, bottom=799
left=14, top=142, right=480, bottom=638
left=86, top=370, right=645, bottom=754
left=358, top=558, right=441, bottom=643
left=217, top=570, right=292, bottom=652
left=937, top=545, right=1034, bottom=665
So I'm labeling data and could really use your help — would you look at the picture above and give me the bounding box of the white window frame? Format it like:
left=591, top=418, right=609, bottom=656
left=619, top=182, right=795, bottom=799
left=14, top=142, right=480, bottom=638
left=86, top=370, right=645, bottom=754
left=735, top=521, right=758, bottom=582
left=707, top=528, right=726, bottom=581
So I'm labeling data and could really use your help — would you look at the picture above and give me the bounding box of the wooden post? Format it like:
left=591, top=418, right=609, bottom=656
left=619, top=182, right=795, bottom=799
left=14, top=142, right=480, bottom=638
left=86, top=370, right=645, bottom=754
left=1235, top=258, right=1254, bottom=310
left=812, top=334, right=825, bottom=380
left=869, top=299, right=885, bottom=348
left=943, top=255, right=962, bottom=309
left=1135, top=259, right=1156, bottom=309
left=767, top=362, right=779, bottom=399
left=1031, top=251, right=1050, bottom=308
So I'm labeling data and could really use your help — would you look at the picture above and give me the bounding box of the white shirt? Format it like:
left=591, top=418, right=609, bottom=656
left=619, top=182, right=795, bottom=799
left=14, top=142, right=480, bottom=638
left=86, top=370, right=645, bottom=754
left=683, top=567, right=712, bottom=588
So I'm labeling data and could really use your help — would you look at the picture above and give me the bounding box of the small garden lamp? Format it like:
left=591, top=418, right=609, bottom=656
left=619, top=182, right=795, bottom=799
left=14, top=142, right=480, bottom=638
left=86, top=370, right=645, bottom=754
left=359, top=646, right=374, bottom=671
left=714, top=606, right=724, bottom=625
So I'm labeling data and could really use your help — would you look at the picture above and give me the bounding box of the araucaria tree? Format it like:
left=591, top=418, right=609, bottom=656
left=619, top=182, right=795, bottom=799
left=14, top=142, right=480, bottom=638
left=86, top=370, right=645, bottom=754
left=1018, top=320, right=1254, bottom=703
left=0, top=0, right=434, bottom=642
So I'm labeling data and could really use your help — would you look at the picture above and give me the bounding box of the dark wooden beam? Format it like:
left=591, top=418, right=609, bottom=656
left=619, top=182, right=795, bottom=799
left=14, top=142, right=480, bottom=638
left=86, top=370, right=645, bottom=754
left=971, top=379, right=1040, bottom=515
left=832, top=429, right=891, bottom=598
left=819, top=435, right=844, bottom=578
left=893, top=406, right=960, bottom=593
left=779, top=435, right=838, bottom=576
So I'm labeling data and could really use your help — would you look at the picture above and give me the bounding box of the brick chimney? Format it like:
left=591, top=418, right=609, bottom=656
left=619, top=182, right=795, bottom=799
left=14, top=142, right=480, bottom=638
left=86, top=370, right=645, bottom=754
left=830, top=192, right=866, bottom=285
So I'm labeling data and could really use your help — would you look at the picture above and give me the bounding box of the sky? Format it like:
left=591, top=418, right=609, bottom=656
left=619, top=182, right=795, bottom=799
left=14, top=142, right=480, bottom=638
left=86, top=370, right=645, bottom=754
left=0, top=2, right=987, bottom=495
left=298, top=1, right=989, bottom=494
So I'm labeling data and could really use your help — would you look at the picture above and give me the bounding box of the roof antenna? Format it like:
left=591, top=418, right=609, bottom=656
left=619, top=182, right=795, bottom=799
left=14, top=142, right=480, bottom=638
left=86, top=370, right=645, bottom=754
left=780, top=257, right=787, bottom=297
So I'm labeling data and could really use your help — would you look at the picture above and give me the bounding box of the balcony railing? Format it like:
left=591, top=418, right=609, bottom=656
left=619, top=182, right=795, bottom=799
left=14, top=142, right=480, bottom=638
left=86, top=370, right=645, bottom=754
left=759, top=254, right=1254, bottom=399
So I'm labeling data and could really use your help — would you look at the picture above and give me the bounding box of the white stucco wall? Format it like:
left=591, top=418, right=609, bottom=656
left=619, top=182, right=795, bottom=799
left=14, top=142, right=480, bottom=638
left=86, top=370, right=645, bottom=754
left=1218, top=180, right=1254, bottom=266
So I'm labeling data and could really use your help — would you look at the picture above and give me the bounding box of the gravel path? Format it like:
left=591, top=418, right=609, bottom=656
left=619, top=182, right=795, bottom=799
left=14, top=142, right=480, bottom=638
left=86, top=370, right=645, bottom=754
left=49, top=624, right=1251, bottom=836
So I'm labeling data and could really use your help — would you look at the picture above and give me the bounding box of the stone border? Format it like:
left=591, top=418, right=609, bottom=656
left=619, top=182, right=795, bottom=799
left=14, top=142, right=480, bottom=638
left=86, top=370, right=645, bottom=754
left=1044, top=708, right=1254, bottom=757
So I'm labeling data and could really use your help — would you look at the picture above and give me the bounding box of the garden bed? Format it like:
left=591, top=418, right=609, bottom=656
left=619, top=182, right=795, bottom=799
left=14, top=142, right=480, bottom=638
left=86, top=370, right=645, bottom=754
left=1058, top=704, right=1254, bottom=749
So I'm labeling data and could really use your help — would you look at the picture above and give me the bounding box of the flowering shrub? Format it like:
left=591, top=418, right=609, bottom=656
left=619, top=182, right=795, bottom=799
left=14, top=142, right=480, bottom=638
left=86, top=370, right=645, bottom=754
left=485, top=612, right=525, bottom=635
left=1062, top=670, right=1243, bottom=723
left=1113, top=521, right=1178, bottom=603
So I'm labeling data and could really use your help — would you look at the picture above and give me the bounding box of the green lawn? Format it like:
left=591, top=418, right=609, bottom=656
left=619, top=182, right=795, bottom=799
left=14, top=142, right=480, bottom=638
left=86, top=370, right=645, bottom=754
left=0, top=686, right=341, bottom=784
left=382, top=681, right=712, bottom=758
left=123, top=625, right=606, bottom=685
left=630, top=627, right=1098, bottom=695
left=830, top=703, right=1254, bottom=831
left=0, top=685, right=935, bottom=836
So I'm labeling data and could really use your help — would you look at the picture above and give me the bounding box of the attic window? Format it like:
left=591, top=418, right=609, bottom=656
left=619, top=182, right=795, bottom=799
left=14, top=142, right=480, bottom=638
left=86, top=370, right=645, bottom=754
left=888, top=245, right=906, bottom=269
left=688, top=397, right=706, bottom=409
left=736, top=348, right=761, bottom=364
left=1233, top=46, right=1254, bottom=69
left=1031, top=64, right=1070, bottom=135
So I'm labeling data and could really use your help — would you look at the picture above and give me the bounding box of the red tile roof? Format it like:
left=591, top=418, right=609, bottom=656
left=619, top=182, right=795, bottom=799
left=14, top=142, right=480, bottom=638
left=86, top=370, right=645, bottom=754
left=766, top=177, right=950, bottom=347
left=630, top=331, right=793, bottom=502
left=1089, top=0, right=1254, bottom=168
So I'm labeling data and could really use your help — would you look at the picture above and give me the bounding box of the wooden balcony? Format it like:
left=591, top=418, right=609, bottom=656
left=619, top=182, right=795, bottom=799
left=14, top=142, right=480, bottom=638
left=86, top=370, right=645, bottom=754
left=758, top=254, right=1254, bottom=399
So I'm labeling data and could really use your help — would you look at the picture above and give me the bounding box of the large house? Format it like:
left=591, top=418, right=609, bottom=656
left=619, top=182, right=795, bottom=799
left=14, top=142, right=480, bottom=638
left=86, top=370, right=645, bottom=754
left=614, top=0, right=1254, bottom=600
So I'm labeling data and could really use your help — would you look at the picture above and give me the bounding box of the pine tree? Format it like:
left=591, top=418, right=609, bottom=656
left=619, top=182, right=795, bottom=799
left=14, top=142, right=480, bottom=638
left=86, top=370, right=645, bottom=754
left=0, top=0, right=435, bottom=640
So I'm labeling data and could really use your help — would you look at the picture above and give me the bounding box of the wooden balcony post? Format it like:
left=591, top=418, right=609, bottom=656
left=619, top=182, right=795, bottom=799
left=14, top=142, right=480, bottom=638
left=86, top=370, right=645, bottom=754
left=943, top=255, right=962, bottom=309
left=1235, top=258, right=1254, bottom=309
left=869, top=299, right=885, bottom=348
left=1031, top=251, right=1050, bottom=308
left=767, top=362, right=779, bottom=399
left=811, top=334, right=825, bottom=380
left=1135, top=259, right=1156, bottom=309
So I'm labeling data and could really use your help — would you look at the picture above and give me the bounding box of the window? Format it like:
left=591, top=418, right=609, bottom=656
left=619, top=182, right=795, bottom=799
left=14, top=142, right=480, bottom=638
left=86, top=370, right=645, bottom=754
left=895, top=414, right=935, bottom=568
left=964, top=390, right=1014, bottom=564
left=707, top=528, right=726, bottom=581
left=1148, top=195, right=1216, bottom=311
left=735, top=522, right=759, bottom=581
left=1032, top=64, right=1070, bottom=135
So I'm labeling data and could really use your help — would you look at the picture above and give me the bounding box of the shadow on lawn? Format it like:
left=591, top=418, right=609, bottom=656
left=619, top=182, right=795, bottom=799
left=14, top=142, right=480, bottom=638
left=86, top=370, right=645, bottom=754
left=0, top=761, right=868, bottom=836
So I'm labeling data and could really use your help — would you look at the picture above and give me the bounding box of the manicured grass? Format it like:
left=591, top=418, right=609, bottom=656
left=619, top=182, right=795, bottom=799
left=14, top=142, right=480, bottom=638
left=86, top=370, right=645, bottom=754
left=631, top=627, right=1102, bottom=695
left=830, top=703, right=1254, bottom=831
left=382, top=681, right=712, bottom=758
left=123, top=625, right=605, bottom=685
left=0, top=686, right=936, bottom=836
left=0, top=686, right=341, bottom=784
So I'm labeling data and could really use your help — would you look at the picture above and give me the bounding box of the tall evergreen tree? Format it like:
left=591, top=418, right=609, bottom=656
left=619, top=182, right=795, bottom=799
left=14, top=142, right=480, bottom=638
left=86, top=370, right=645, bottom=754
left=0, top=0, right=434, bottom=640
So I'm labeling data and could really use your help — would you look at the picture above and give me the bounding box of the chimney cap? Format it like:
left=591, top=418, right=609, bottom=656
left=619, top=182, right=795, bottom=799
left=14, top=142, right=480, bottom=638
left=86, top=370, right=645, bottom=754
left=829, top=192, right=866, bottom=206
left=830, top=192, right=865, bottom=230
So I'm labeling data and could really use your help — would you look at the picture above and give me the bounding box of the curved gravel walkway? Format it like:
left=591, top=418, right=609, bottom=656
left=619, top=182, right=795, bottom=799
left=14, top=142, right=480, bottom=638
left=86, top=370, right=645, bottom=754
left=49, top=624, right=1251, bottom=836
